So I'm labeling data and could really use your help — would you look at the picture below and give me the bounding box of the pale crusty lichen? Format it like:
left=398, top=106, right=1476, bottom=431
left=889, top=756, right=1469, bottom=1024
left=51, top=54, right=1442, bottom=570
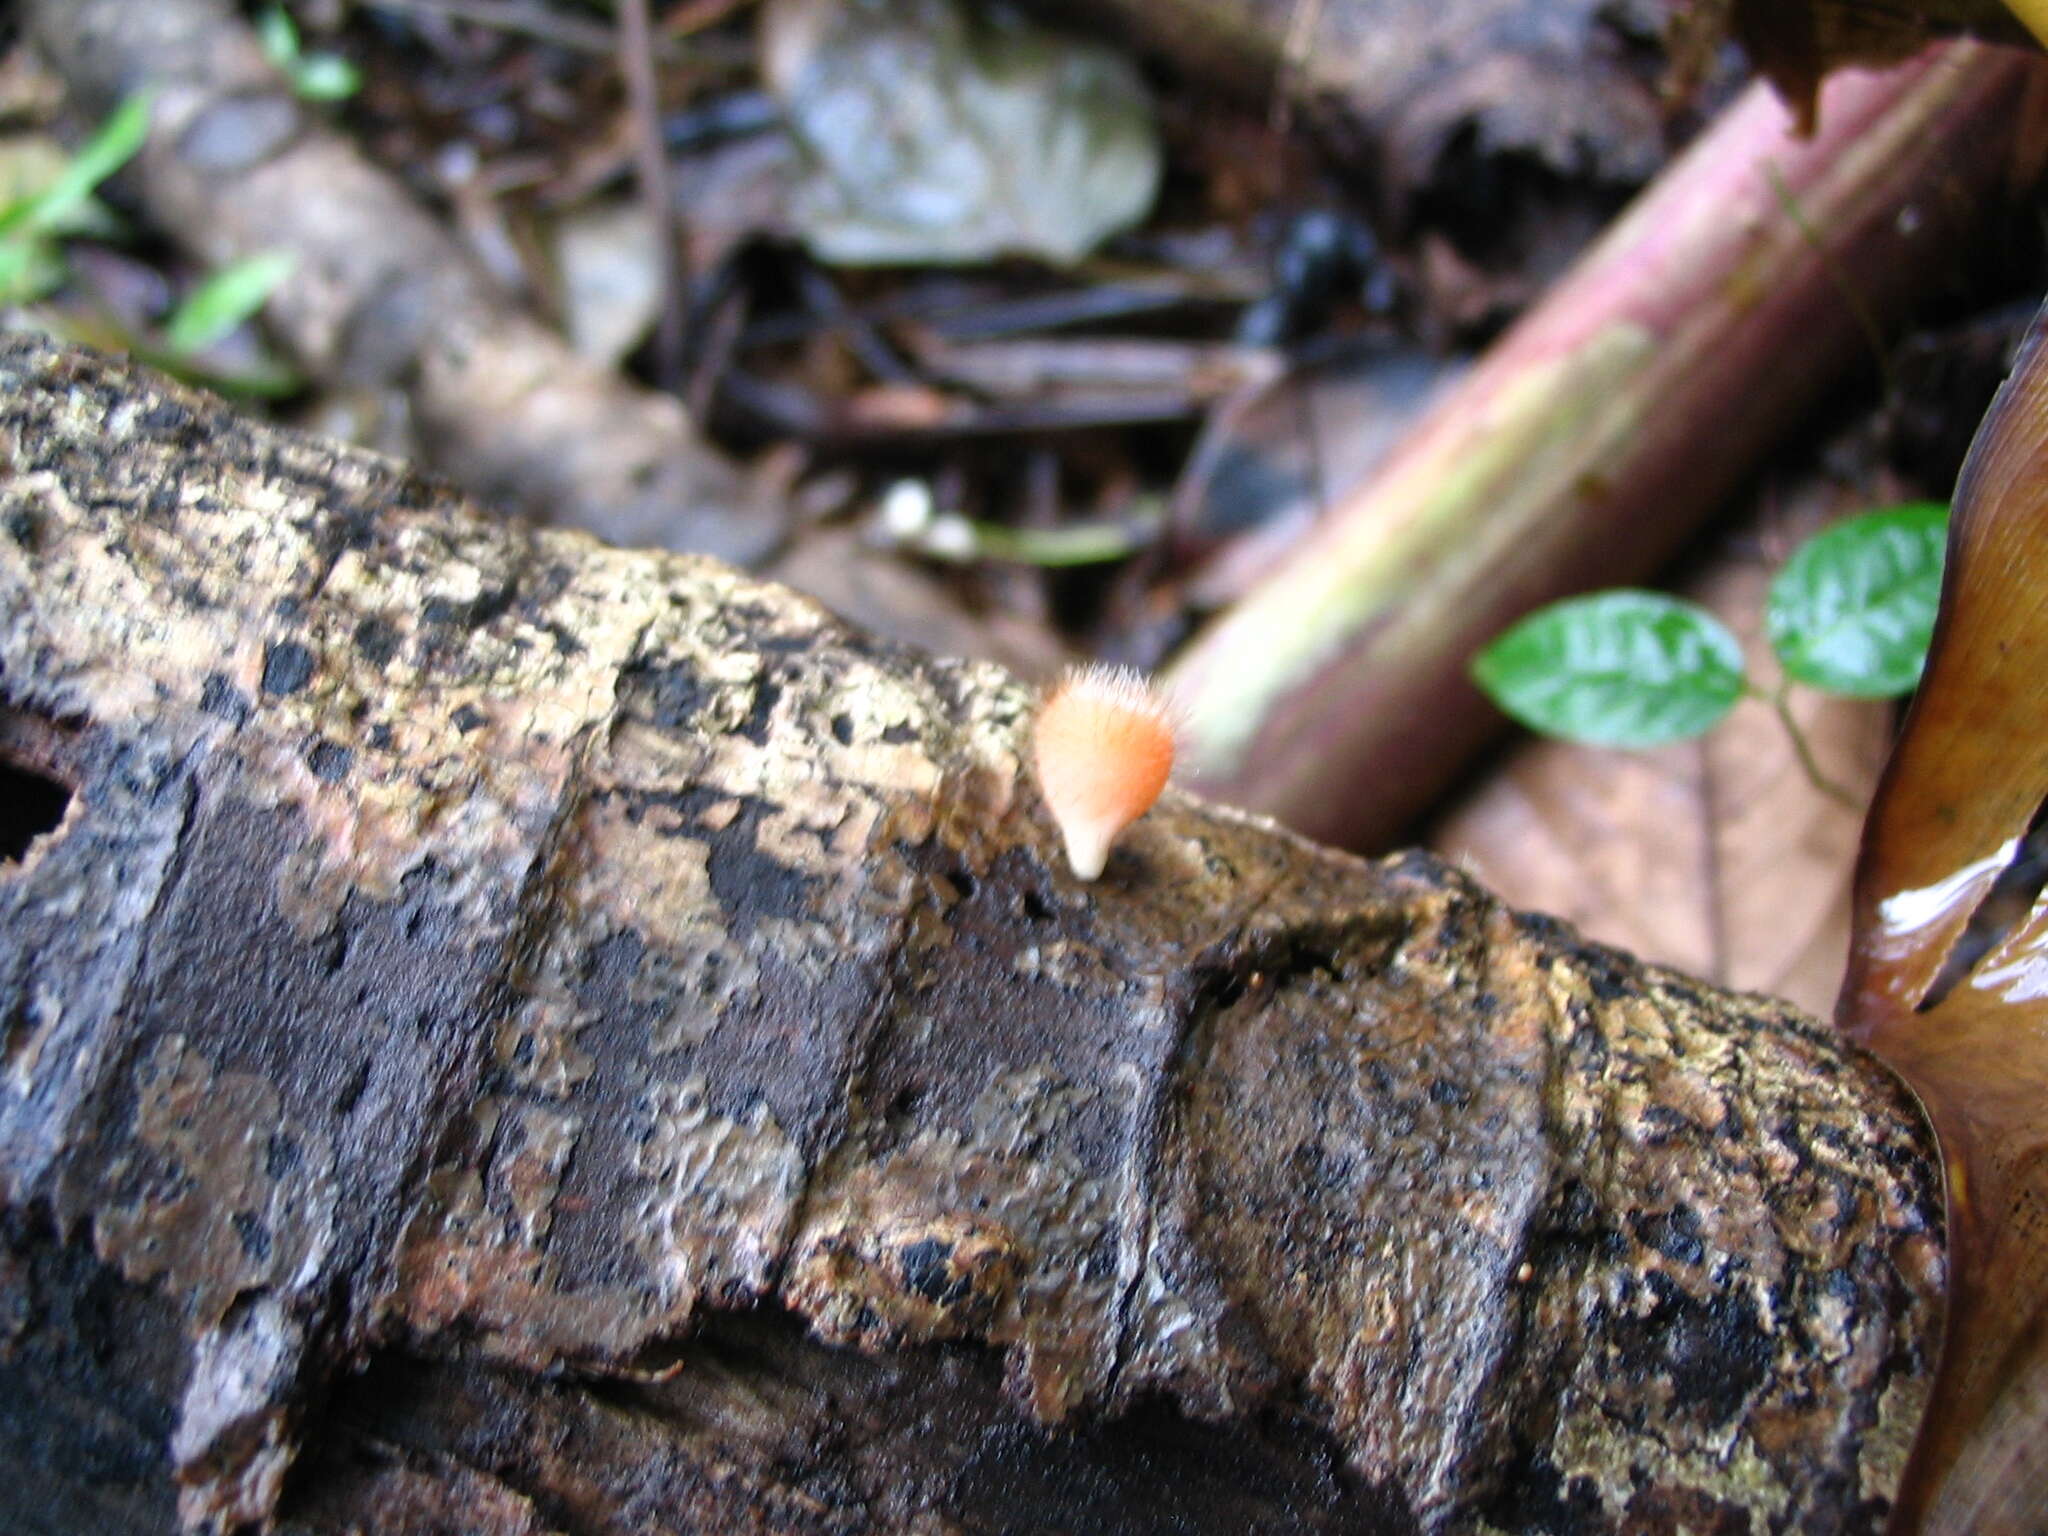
left=0, top=338, right=1944, bottom=1532
left=92, top=1033, right=336, bottom=1328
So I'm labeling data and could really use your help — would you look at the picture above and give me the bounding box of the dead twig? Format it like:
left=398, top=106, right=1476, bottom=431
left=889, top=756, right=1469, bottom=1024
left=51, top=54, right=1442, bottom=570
left=362, top=0, right=617, bottom=54
left=617, top=0, right=686, bottom=386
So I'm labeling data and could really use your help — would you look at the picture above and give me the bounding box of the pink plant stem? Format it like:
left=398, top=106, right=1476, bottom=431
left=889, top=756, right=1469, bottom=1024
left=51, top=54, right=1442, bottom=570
left=1165, top=43, right=2041, bottom=851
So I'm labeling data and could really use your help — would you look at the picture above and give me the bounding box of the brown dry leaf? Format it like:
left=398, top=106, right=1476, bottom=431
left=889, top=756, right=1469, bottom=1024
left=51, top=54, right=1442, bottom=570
left=1678, top=0, right=2036, bottom=126
left=1840, top=303, right=2048, bottom=1535
left=1083, top=0, right=1691, bottom=311
left=1433, top=484, right=1893, bottom=1017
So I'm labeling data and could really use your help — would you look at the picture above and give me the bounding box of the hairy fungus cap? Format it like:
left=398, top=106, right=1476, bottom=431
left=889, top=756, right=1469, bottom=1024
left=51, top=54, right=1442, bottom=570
left=1031, top=664, right=1176, bottom=880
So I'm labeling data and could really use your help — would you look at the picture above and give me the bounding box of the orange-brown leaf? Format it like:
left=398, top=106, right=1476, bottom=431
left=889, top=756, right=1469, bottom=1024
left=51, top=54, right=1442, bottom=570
left=1676, top=0, right=2036, bottom=129
left=1840, top=302, right=2048, bottom=1534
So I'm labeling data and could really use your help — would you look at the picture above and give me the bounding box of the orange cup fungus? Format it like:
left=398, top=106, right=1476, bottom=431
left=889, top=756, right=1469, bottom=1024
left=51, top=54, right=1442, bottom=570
left=1030, top=664, right=1176, bottom=880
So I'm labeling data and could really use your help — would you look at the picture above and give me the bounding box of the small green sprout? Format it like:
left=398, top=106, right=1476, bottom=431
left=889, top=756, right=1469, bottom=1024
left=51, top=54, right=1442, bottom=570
left=0, top=91, right=152, bottom=305
left=259, top=6, right=364, bottom=103
left=1472, top=503, right=1949, bottom=795
left=162, top=251, right=297, bottom=357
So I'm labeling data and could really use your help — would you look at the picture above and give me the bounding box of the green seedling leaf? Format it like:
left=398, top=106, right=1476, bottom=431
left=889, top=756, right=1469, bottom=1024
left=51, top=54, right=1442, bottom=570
left=1472, top=590, right=1745, bottom=748
left=260, top=6, right=362, bottom=101
left=0, top=137, right=124, bottom=242
left=1767, top=501, right=1948, bottom=696
left=289, top=54, right=363, bottom=102
left=257, top=4, right=302, bottom=67
left=163, top=251, right=296, bottom=356
left=33, top=305, right=299, bottom=397
left=919, top=511, right=1159, bottom=566
left=0, top=237, right=66, bottom=305
left=0, top=91, right=152, bottom=243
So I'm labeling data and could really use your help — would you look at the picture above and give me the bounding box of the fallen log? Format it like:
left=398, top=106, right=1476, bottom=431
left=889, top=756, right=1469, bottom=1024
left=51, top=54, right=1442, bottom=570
left=0, top=337, right=1942, bottom=1534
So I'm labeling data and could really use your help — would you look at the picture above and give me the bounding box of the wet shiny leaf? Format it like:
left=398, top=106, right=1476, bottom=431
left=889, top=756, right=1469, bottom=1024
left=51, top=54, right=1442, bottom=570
left=1766, top=501, right=1947, bottom=697
left=1840, top=301, right=2048, bottom=1534
left=1471, top=590, right=1745, bottom=748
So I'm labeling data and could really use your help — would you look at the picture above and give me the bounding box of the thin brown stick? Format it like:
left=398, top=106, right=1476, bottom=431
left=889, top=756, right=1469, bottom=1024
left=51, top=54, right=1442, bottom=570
left=662, top=0, right=759, bottom=40
left=618, top=0, right=685, bottom=387
left=362, top=0, right=616, bottom=53
left=1764, top=681, right=1860, bottom=809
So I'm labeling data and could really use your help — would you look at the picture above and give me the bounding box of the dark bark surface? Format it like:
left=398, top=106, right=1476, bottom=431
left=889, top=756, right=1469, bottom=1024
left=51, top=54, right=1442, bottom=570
left=0, top=337, right=1944, bottom=1533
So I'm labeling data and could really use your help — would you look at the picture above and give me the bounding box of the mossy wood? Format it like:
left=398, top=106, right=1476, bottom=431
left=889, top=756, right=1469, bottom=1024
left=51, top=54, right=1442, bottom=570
left=0, top=339, right=1942, bottom=1533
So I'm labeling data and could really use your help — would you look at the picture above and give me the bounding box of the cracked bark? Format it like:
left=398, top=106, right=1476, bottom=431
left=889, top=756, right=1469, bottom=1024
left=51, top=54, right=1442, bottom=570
left=0, top=337, right=1944, bottom=1534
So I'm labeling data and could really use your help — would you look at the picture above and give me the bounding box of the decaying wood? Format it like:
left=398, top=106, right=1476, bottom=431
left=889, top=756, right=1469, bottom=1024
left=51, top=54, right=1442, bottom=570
left=25, top=0, right=785, bottom=565
left=0, top=337, right=1945, bottom=1534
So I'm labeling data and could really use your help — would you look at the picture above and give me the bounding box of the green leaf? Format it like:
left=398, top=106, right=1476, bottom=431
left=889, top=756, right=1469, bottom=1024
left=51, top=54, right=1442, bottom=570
left=162, top=251, right=296, bottom=355
left=0, top=138, right=124, bottom=241
left=289, top=54, right=363, bottom=102
left=258, top=6, right=303, bottom=68
left=1766, top=502, right=1948, bottom=697
left=1472, top=590, right=1746, bottom=748
left=933, top=512, right=1158, bottom=566
left=0, top=236, right=66, bottom=305
left=0, top=90, right=152, bottom=242
left=260, top=7, right=360, bottom=101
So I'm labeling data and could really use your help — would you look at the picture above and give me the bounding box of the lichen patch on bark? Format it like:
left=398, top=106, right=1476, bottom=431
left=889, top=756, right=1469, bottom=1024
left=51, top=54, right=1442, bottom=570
left=0, top=338, right=1946, bottom=1532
